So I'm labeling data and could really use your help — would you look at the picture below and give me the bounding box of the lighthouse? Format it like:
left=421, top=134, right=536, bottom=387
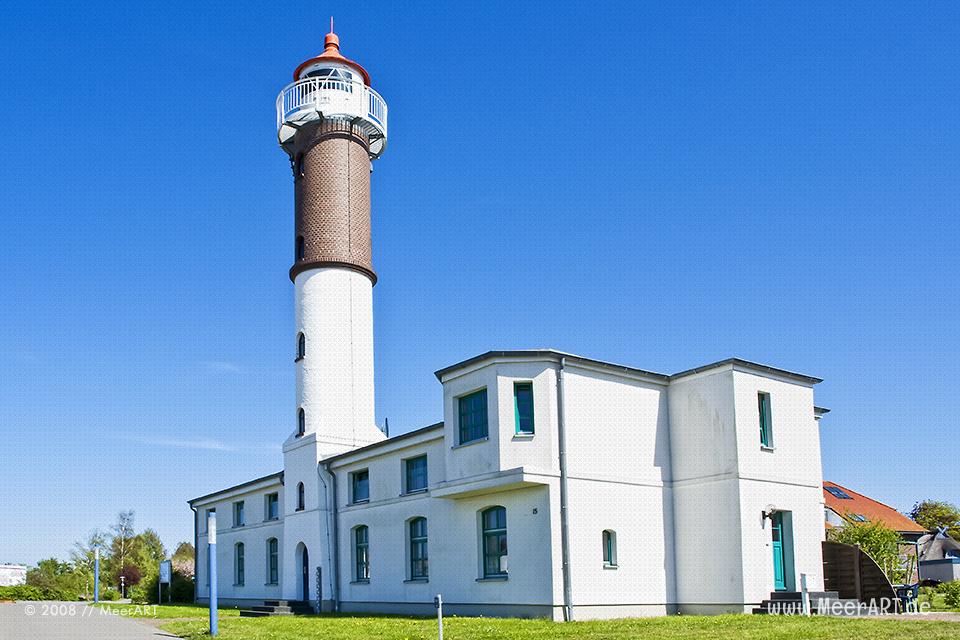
left=277, top=24, right=388, bottom=459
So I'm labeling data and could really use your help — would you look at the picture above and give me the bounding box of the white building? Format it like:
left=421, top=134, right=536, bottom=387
left=0, top=564, right=27, bottom=587
left=189, top=28, right=829, bottom=620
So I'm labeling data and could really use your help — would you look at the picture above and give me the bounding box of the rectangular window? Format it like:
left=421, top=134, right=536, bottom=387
left=482, top=507, right=508, bottom=578
left=405, top=456, right=428, bottom=493
left=267, top=538, right=279, bottom=584
left=825, top=486, right=853, bottom=500
left=355, top=526, right=369, bottom=580
left=351, top=470, right=370, bottom=504
left=758, top=392, right=772, bottom=447
left=233, top=501, right=245, bottom=527
left=513, top=382, right=535, bottom=434
left=410, top=518, right=428, bottom=579
left=265, top=493, right=279, bottom=520
left=235, top=543, right=244, bottom=586
left=458, top=389, right=488, bottom=444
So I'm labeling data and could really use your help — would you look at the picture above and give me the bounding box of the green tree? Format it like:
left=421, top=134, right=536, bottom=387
left=106, top=510, right=135, bottom=584
left=70, top=530, right=107, bottom=599
left=828, top=519, right=905, bottom=582
left=910, top=500, right=960, bottom=534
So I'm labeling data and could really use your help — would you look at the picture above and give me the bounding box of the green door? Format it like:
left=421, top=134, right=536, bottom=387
left=771, top=512, right=786, bottom=591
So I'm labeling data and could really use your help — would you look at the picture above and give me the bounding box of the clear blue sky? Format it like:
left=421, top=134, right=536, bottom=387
left=1, top=2, right=958, bottom=565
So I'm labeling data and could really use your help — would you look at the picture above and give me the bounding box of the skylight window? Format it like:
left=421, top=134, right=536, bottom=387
left=826, top=486, right=853, bottom=500
left=850, top=514, right=868, bottom=522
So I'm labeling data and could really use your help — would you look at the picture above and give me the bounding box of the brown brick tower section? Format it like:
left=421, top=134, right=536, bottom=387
left=289, top=118, right=375, bottom=284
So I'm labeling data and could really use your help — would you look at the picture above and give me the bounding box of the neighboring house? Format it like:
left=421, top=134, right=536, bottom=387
left=189, top=29, right=831, bottom=620
left=823, top=481, right=926, bottom=542
left=917, top=530, right=960, bottom=583
left=0, top=564, right=27, bottom=587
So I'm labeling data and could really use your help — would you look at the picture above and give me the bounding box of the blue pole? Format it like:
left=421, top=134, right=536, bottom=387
left=93, top=548, right=100, bottom=604
left=208, top=512, right=218, bottom=636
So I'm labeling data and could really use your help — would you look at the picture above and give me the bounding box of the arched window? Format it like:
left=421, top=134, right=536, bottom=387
left=354, top=525, right=369, bottom=581
left=409, top=517, right=428, bottom=580
left=296, top=332, right=306, bottom=360
left=296, top=236, right=305, bottom=261
left=234, top=542, right=245, bottom=586
left=297, top=408, right=305, bottom=436
left=266, top=538, right=279, bottom=585
left=602, top=530, right=617, bottom=567
left=481, top=506, right=507, bottom=578
left=296, top=482, right=305, bottom=511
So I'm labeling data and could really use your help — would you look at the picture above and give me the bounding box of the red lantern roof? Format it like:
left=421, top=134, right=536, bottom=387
left=293, top=20, right=371, bottom=86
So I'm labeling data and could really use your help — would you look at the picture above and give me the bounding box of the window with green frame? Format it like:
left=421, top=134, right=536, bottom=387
left=354, top=525, right=369, bottom=581
left=513, top=382, right=534, bottom=434
left=602, top=530, right=617, bottom=567
left=234, top=542, right=244, bottom=586
left=758, top=392, right=772, bottom=447
left=409, top=517, right=428, bottom=579
left=481, top=506, right=507, bottom=577
left=267, top=538, right=278, bottom=584
left=458, top=389, right=488, bottom=444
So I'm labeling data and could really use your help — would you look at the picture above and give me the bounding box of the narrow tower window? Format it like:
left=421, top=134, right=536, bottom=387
left=296, top=236, right=305, bottom=261
left=234, top=542, right=245, bottom=586
left=297, top=408, right=305, bottom=436
left=513, top=382, right=535, bottom=434
left=602, top=530, right=617, bottom=567
left=758, top=392, right=773, bottom=447
left=296, top=482, right=305, bottom=511
left=296, top=332, right=306, bottom=360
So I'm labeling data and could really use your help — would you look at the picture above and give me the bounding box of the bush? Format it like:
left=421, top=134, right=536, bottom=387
left=940, top=581, right=960, bottom=609
left=132, top=570, right=194, bottom=604
left=0, top=585, right=79, bottom=601
left=100, top=588, right=121, bottom=601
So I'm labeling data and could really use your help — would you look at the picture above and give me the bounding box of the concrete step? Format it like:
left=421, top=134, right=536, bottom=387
left=250, top=605, right=292, bottom=613
left=240, top=610, right=291, bottom=618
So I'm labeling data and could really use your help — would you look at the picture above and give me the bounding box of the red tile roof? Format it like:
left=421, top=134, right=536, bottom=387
left=823, top=481, right=925, bottom=533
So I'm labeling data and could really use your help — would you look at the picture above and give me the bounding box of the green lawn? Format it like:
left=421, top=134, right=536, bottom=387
left=160, top=613, right=959, bottom=640
left=94, top=602, right=242, bottom=619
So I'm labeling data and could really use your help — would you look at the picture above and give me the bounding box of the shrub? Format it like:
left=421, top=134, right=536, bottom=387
left=132, top=570, right=194, bottom=604
left=940, top=581, right=960, bottom=609
left=0, top=585, right=79, bottom=601
left=100, top=588, right=121, bottom=601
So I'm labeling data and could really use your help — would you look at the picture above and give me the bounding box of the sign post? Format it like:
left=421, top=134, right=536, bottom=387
left=159, top=560, right=172, bottom=605
left=434, top=594, right=443, bottom=640
left=93, top=548, right=100, bottom=604
left=208, top=512, right=218, bottom=636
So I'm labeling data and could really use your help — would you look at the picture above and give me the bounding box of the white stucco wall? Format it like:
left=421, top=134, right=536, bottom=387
left=294, top=268, right=385, bottom=458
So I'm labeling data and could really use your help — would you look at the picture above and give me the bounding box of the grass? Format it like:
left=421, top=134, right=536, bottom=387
left=159, top=613, right=960, bottom=640
left=94, top=602, right=242, bottom=619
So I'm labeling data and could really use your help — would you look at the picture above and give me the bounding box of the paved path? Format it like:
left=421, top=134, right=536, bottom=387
left=0, top=602, right=179, bottom=640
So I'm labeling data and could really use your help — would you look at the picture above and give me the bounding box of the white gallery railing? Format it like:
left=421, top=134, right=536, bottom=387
left=276, top=77, right=388, bottom=141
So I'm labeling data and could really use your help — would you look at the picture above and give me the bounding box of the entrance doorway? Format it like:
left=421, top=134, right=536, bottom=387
left=301, top=546, right=309, bottom=602
left=771, top=511, right=796, bottom=591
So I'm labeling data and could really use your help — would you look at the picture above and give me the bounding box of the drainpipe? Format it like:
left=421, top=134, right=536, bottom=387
left=557, top=357, right=574, bottom=621
left=319, top=460, right=340, bottom=612
left=189, top=505, right=198, bottom=604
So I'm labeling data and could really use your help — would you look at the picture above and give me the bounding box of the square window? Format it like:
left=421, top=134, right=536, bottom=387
left=514, top=382, right=534, bottom=434
left=405, top=456, right=428, bottom=493
left=352, top=470, right=370, bottom=504
left=458, top=389, right=488, bottom=445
